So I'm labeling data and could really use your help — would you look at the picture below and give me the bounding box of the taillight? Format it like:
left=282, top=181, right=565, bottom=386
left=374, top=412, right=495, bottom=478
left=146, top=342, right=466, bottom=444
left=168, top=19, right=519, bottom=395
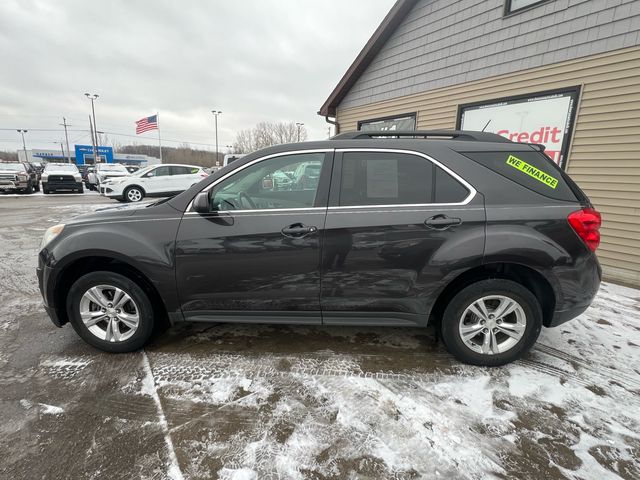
left=568, top=208, right=601, bottom=252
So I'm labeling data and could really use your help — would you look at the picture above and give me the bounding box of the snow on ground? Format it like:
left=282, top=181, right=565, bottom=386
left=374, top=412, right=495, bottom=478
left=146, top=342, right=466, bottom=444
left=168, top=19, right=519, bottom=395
left=0, top=196, right=638, bottom=479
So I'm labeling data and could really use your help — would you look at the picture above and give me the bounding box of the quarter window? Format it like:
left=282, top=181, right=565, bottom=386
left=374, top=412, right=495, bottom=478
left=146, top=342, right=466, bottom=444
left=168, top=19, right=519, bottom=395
left=338, top=152, right=468, bottom=206
left=210, top=152, right=326, bottom=211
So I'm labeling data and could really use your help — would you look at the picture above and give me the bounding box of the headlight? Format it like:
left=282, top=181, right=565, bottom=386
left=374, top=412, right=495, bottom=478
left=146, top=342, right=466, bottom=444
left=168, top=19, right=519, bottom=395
left=41, top=173, right=49, bottom=180
left=74, top=174, right=81, bottom=180
left=40, top=224, right=65, bottom=250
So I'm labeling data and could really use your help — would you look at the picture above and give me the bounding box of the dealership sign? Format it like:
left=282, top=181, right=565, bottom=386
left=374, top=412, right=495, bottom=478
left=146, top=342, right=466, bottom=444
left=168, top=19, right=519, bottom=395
left=458, top=88, right=580, bottom=169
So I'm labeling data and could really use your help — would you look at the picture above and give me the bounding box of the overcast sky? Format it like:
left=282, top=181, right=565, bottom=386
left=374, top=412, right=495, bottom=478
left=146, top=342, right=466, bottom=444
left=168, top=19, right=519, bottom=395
left=0, top=0, right=394, bottom=154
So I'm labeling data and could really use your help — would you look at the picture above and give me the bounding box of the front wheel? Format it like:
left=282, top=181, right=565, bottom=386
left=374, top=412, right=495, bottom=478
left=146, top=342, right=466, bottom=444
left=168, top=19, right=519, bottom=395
left=66, top=271, right=155, bottom=352
left=124, top=186, right=144, bottom=202
left=440, top=279, right=542, bottom=366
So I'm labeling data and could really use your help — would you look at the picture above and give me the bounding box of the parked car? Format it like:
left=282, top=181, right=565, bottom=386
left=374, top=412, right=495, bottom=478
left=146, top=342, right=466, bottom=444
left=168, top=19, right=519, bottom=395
left=99, top=164, right=208, bottom=202
left=37, top=130, right=602, bottom=366
left=88, top=163, right=130, bottom=189
left=41, top=163, right=83, bottom=193
left=0, top=161, right=39, bottom=193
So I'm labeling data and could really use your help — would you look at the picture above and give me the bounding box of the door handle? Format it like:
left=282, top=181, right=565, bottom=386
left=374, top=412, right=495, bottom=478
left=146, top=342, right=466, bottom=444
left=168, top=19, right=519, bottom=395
left=281, top=223, right=317, bottom=238
left=424, top=214, right=462, bottom=230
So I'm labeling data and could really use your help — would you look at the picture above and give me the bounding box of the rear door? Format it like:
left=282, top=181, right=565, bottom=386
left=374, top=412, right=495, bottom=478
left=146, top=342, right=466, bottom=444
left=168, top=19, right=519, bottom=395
left=170, top=166, right=204, bottom=192
left=175, top=150, right=333, bottom=323
left=321, top=148, right=485, bottom=326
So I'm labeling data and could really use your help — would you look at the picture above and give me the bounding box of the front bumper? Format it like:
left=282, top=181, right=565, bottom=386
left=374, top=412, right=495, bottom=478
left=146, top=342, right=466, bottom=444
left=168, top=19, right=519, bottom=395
left=100, top=184, right=123, bottom=198
left=37, top=255, right=65, bottom=327
left=0, top=180, right=28, bottom=191
left=43, top=180, right=82, bottom=192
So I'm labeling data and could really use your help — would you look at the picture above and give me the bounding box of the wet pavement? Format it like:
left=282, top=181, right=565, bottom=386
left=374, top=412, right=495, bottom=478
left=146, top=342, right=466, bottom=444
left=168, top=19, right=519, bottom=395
left=0, top=194, right=639, bottom=479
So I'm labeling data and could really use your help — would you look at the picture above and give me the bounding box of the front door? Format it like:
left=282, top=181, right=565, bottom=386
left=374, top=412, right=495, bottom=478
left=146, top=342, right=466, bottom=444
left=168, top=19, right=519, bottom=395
left=140, top=165, right=172, bottom=194
left=175, top=150, right=332, bottom=323
left=321, top=149, right=485, bottom=326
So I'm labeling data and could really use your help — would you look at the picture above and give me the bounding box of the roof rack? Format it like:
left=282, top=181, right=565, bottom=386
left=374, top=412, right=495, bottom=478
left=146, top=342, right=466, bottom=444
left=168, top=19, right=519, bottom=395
left=331, top=130, right=512, bottom=143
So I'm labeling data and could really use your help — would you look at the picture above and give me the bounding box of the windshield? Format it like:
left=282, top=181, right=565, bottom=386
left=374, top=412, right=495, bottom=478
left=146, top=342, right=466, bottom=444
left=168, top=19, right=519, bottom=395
left=44, top=164, right=79, bottom=173
left=0, top=163, right=25, bottom=171
left=98, top=164, right=128, bottom=172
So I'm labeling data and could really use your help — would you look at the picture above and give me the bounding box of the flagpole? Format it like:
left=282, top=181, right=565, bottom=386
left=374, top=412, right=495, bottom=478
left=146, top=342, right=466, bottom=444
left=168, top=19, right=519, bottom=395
left=157, top=112, right=163, bottom=163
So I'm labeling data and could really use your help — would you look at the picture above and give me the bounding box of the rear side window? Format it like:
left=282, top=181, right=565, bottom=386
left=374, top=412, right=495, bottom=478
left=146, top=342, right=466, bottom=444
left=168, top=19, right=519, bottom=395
left=339, top=151, right=469, bottom=206
left=460, top=150, right=577, bottom=202
left=171, top=166, right=195, bottom=175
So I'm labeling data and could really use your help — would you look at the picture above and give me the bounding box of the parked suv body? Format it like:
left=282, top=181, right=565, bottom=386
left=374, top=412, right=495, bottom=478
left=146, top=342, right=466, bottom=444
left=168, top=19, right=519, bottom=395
left=99, top=163, right=208, bottom=202
left=0, top=161, right=39, bottom=193
left=42, top=163, right=83, bottom=193
left=37, top=131, right=601, bottom=365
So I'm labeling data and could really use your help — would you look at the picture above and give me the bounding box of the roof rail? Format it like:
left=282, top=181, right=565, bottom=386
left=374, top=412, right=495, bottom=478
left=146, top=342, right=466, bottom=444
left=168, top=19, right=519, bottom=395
left=332, top=130, right=512, bottom=143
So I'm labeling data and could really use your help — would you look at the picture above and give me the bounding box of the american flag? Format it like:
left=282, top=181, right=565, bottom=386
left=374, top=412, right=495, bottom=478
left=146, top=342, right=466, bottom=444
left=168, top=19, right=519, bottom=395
left=135, top=115, right=158, bottom=134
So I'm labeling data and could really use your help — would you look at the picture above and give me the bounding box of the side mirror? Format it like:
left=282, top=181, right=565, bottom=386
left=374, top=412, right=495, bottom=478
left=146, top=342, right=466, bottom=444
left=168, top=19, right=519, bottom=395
left=192, top=192, right=211, bottom=214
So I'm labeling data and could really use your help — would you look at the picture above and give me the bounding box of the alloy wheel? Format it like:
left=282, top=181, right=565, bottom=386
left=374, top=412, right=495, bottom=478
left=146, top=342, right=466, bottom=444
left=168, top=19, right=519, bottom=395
left=458, top=295, right=526, bottom=355
left=127, top=188, right=142, bottom=202
left=79, top=284, right=140, bottom=342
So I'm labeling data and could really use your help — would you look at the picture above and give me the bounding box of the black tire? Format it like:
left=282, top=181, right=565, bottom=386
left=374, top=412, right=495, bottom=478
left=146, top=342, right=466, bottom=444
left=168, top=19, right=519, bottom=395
left=66, top=271, right=155, bottom=353
left=34, top=182, right=40, bottom=192
left=43, top=186, right=50, bottom=194
left=124, top=186, right=144, bottom=203
left=440, top=279, right=542, bottom=367
left=24, top=182, right=34, bottom=194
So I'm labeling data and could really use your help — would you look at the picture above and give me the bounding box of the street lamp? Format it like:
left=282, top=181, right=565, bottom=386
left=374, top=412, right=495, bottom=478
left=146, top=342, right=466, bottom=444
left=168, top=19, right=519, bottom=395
left=84, top=93, right=99, bottom=163
left=211, top=110, right=222, bottom=166
left=17, top=129, right=28, bottom=162
left=52, top=141, right=65, bottom=160
left=296, top=122, right=304, bottom=142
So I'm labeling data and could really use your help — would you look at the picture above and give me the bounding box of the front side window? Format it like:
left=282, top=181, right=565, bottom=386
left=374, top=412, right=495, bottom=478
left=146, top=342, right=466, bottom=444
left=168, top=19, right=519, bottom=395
left=144, top=166, right=171, bottom=177
left=210, top=152, right=326, bottom=211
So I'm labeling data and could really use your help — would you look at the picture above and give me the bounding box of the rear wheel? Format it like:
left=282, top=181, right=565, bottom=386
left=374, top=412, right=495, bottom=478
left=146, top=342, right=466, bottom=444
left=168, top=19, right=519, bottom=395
left=124, top=186, right=144, bottom=202
left=67, top=271, right=154, bottom=352
left=440, top=279, right=542, bottom=366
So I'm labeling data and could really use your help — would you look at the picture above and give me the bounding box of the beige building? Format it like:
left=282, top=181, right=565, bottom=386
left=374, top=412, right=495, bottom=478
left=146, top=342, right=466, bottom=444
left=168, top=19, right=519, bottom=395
left=319, top=0, right=640, bottom=286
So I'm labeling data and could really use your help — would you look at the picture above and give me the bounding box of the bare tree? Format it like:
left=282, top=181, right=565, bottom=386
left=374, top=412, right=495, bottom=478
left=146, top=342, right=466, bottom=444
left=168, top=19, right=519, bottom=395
left=233, top=121, right=308, bottom=154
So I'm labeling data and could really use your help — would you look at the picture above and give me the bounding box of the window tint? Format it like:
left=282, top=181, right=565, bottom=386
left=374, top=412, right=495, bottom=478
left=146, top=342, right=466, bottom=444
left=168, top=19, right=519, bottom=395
left=171, top=166, right=195, bottom=175
left=339, top=152, right=435, bottom=206
left=210, top=152, right=325, bottom=211
left=435, top=167, right=469, bottom=203
left=145, top=166, right=171, bottom=177
left=460, top=150, right=577, bottom=202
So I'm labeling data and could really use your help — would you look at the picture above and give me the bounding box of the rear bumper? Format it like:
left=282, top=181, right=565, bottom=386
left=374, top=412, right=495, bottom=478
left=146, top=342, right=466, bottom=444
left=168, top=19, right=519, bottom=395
left=547, top=253, right=602, bottom=327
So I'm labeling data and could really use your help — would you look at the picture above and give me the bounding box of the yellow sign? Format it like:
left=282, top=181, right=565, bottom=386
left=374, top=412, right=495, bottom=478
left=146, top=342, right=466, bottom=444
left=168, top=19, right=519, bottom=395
left=506, top=155, right=558, bottom=189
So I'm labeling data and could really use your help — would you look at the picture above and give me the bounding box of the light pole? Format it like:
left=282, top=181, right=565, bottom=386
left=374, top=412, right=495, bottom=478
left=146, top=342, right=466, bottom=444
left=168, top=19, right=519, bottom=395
left=52, top=141, right=65, bottom=160
left=296, top=122, right=304, bottom=142
left=17, top=129, right=28, bottom=162
left=211, top=110, right=222, bottom=166
left=85, top=93, right=99, bottom=163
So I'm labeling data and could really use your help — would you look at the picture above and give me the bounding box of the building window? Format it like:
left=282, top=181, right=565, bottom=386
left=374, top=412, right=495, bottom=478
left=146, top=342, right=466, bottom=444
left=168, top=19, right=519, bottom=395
left=456, top=87, right=580, bottom=170
left=504, top=0, right=551, bottom=15
left=358, top=113, right=416, bottom=132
